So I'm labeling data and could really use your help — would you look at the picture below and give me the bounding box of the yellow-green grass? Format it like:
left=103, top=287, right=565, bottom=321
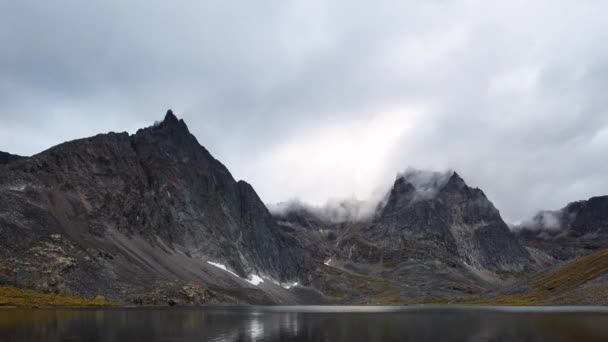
left=471, top=249, right=608, bottom=305
left=533, top=249, right=608, bottom=293
left=0, top=286, right=117, bottom=308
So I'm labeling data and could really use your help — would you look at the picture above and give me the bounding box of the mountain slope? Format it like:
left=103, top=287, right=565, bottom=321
left=478, top=249, right=608, bottom=305
left=0, top=110, right=312, bottom=304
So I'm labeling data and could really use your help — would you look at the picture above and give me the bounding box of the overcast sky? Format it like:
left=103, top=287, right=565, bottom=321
left=1, top=1, right=607, bottom=222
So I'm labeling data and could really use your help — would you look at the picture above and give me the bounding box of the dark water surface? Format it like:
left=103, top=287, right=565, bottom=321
left=1, top=306, right=608, bottom=342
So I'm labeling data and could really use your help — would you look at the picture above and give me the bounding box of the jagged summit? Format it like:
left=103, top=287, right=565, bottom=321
left=364, top=170, right=529, bottom=272
left=393, top=170, right=466, bottom=195
left=382, top=170, right=460, bottom=209
left=164, top=109, right=178, bottom=123
left=154, top=109, right=191, bottom=135
left=443, top=171, right=467, bottom=191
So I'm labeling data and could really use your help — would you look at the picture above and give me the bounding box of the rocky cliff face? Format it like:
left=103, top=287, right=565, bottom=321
left=563, top=196, right=608, bottom=236
left=0, top=110, right=311, bottom=304
left=517, top=196, right=608, bottom=261
left=354, top=171, right=529, bottom=272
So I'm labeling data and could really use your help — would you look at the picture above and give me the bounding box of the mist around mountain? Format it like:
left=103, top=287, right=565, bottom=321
left=1, top=110, right=607, bottom=306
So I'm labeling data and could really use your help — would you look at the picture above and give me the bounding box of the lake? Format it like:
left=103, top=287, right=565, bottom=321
left=1, top=306, right=607, bottom=341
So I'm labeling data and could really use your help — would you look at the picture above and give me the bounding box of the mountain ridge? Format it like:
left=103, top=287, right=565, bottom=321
left=1, top=110, right=606, bottom=306
left=0, top=110, right=316, bottom=305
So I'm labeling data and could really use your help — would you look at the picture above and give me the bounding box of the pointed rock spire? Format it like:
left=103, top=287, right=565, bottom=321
left=163, top=109, right=179, bottom=125
left=443, top=171, right=467, bottom=191
left=158, top=109, right=190, bottom=135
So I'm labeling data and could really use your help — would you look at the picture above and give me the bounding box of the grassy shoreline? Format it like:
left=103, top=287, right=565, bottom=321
left=0, top=286, right=117, bottom=308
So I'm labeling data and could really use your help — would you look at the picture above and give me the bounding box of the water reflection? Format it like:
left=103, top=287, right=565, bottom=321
left=0, top=306, right=607, bottom=341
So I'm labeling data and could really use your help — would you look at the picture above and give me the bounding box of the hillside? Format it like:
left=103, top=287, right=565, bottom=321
left=477, top=249, right=608, bottom=305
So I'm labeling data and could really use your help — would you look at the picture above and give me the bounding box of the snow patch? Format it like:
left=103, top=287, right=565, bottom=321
left=283, top=282, right=299, bottom=289
left=246, top=274, right=264, bottom=286
left=206, top=261, right=265, bottom=286
left=262, top=276, right=298, bottom=289
left=207, top=261, right=241, bottom=278
left=324, top=258, right=332, bottom=266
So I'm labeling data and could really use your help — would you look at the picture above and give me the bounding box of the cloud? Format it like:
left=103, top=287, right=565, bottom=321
left=268, top=197, right=380, bottom=224
left=267, top=168, right=453, bottom=224
left=1, top=1, right=608, bottom=222
left=516, top=210, right=564, bottom=232
left=397, top=169, right=453, bottom=203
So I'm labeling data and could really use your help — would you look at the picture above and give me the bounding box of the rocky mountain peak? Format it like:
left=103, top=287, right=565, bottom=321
left=132, top=110, right=203, bottom=160
left=380, top=170, right=453, bottom=212
left=365, top=170, right=529, bottom=272
left=392, top=176, right=417, bottom=193
left=382, top=177, right=417, bottom=210
left=163, top=109, right=178, bottom=123
left=443, top=171, right=467, bottom=192
left=0, top=110, right=306, bottom=304
left=156, top=109, right=191, bottom=135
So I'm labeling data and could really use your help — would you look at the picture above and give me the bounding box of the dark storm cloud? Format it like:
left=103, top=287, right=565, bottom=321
left=1, top=0, right=607, bottom=222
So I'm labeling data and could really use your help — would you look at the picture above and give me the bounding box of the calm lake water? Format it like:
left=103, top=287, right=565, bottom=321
left=1, top=306, right=607, bottom=342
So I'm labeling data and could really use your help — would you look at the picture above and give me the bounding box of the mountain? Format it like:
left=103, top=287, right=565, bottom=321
left=274, top=170, right=533, bottom=304
left=517, top=196, right=608, bottom=261
left=334, top=171, right=529, bottom=273
left=0, top=110, right=319, bottom=305
left=0, top=151, right=22, bottom=165
left=1, top=111, right=606, bottom=306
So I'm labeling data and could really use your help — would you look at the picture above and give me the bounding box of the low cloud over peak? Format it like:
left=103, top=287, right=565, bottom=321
left=268, top=168, right=457, bottom=224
